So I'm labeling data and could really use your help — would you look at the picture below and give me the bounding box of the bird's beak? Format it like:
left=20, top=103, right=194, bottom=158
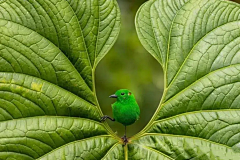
left=109, top=94, right=117, bottom=98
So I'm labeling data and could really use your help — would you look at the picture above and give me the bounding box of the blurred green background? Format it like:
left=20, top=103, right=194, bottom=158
left=95, top=0, right=240, bottom=137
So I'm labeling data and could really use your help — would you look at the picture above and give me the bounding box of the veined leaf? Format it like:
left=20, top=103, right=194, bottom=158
left=135, top=0, right=240, bottom=159
left=2, top=0, right=240, bottom=159
left=129, top=134, right=239, bottom=160
left=0, top=0, right=122, bottom=159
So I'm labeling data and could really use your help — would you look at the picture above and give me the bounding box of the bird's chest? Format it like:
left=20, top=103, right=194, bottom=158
left=112, top=104, right=138, bottom=126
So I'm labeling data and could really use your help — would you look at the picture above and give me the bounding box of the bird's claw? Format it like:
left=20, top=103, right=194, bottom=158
left=121, top=135, right=128, bottom=145
left=100, top=115, right=108, bottom=122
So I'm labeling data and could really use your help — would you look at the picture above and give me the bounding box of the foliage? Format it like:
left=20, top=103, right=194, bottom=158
left=0, top=0, right=240, bottom=159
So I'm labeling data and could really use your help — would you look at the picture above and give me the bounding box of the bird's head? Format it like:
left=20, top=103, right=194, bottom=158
left=109, top=89, right=135, bottom=103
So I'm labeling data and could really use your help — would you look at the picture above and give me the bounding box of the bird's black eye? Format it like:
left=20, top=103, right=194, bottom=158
left=121, top=93, right=125, bottom=95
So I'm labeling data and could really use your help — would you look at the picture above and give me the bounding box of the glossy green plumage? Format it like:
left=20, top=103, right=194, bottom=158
left=111, top=89, right=140, bottom=126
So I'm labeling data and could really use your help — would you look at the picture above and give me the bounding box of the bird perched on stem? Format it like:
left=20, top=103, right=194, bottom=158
left=101, top=89, right=140, bottom=145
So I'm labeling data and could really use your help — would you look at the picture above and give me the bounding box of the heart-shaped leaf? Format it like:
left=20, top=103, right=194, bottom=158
left=134, top=0, right=240, bottom=159
left=0, top=0, right=122, bottom=159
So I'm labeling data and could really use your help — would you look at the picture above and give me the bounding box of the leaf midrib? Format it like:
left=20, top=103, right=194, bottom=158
left=0, top=115, right=102, bottom=125
left=100, top=143, right=120, bottom=160
left=133, top=133, right=233, bottom=149
left=131, top=143, right=174, bottom=160
left=152, top=109, right=240, bottom=125
left=67, top=0, right=93, bottom=70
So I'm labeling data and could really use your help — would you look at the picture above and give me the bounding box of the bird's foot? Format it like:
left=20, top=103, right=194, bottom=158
left=100, top=115, right=108, bottom=122
left=100, top=115, right=115, bottom=122
left=121, top=135, right=128, bottom=145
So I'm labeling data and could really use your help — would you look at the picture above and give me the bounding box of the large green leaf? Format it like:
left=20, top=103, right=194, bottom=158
left=0, top=0, right=123, bottom=159
left=134, top=0, right=240, bottom=159
left=2, top=0, right=240, bottom=159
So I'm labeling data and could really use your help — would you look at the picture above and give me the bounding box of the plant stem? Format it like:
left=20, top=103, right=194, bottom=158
left=92, top=68, right=119, bottom=140
left=131, top=85, right=167, bottom=140
left=124, top=144, right=128, bottom=160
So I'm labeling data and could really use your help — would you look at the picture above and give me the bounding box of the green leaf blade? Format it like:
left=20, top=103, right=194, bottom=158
left=0, top=19, right=95, bottom=103
left=135, top=0, right=190, bottom=67
left=0, top=73, right=99, bottom=121
left=158, top=65, right=240, bottom=120
left=0, top=0, right=121, bottom=159
left=166, top=0, right=240, bottom=87
left=0, top=0, right=94, bottom=88
left=165, top=17, right=240, bottom=102
left=0, top=152, right=33, bottom=160
left=148, top=110, right=240, bottom=147
left=0, top=117, right=108, bottom=159
left=0, top=0, right=120, bottom=91
left=132, top=134, right=240, bottom=160
left=66, top=0, right=121, bottom=67
left=37, top=136, right=119, bottom=160
left=101, top=144, right=125, bottom=160
left=128, top=143, right=173, bottom=160
left=135, top=0, right=240, bottom=159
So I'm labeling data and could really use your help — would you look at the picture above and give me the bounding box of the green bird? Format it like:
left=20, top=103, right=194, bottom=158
left=101, top=89, right=140, bottom=144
